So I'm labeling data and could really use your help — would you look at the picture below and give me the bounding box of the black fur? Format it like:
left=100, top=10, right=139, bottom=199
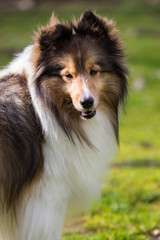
left=0, top=74, right=43, bottom=210
left=40, top=24, right=72, bottom=52
left=74, top=11, right=108, bottom=38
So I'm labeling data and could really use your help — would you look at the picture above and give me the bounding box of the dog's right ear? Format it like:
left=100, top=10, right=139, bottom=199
left=48, top=12, right=60, bottom=27
left=32, top=13, right=72, bottom=69
left=34, top=13, right=72, bottom=52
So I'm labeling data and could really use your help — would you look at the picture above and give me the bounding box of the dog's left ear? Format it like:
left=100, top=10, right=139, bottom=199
left=74, top=11, right=120, bottom=49
left=75, top=11, right=106, bottom=36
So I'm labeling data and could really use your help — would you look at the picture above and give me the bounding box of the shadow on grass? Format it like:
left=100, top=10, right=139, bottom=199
left=114, top=159, right=160, bottom=168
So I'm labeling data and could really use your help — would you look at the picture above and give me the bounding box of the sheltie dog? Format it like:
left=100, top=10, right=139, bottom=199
left=0, top=11, right=128, bottom=240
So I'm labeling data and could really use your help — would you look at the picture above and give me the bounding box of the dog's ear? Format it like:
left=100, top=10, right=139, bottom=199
left=74, top=11, right=106, bottom=37
left=74, top=11, right=124, bottom=59
left=48, top=12, right=60, bottom=27
left=34, top=13, right=72, bottom=52
left=39, top=25, right=72, bottom=51
left=75, top=11, right=119, bottom=44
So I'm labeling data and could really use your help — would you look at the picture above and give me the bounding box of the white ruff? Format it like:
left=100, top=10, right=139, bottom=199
left=0, top=46, right=117, bottom=240
left=0, top=45, right=34, bottom=78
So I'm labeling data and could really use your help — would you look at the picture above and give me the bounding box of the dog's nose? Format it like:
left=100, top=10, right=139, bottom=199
left=80, top=97, right=94, bottom=109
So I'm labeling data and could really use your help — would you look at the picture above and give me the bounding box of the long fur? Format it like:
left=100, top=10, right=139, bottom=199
left=0, top=11, right=128, bottom=240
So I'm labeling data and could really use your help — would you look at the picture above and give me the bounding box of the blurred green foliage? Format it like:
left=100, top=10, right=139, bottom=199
left=0, top=1, right=160, bottom=239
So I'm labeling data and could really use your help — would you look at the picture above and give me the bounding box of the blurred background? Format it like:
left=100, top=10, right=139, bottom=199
left=0, top=0, right=160, bottom=239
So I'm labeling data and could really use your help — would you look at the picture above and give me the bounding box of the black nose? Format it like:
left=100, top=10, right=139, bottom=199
left=80, top=97, right=94, bottom=109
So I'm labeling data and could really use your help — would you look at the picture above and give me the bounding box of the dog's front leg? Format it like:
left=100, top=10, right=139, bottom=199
left=15, top=182, right=68, bottom=240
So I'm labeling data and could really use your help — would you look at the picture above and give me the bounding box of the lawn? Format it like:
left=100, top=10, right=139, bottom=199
left=0, top=1, right=160, bottom=239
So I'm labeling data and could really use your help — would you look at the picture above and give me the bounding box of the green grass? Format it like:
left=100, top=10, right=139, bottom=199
left=63, top=169, right=160, bottom=240
left=0, top=1, right=160, bottom=239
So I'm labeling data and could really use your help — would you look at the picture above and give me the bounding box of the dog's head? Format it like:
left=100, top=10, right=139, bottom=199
left=32, top=11, right=128, bottom=141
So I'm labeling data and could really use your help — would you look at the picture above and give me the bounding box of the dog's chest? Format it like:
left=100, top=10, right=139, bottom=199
left=42, top=112, right=117, bottom=208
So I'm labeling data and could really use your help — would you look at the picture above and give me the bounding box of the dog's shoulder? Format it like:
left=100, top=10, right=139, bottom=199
left=0, top=73, right=39, bottom=134
left=0, top=73, right=44, bottom=210
left=0, top=73, right=29, bottom=102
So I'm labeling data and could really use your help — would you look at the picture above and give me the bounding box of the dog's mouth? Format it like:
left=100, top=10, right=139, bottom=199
left=65, top=98, right=96, bottom=120
left=80, top=110, right=96, bottom=120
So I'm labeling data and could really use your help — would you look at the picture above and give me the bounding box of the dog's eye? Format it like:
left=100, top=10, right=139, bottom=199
left=90, top=70, right=98, bottom=76
left=65, top=74, right=73, bottom=79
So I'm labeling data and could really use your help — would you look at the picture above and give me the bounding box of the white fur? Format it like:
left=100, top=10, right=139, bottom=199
left=0, top=46, right=117, bottom=240
left=0, top=45, right=34, bottom=78
left=82, top=81, right=92, bottom=99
